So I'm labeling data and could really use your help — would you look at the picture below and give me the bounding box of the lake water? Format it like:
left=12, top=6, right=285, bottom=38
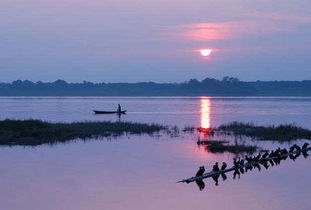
left=0, top=97, right=310, bottom=210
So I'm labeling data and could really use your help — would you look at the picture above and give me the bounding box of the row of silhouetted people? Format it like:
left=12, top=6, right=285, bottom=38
left=194, top=142, right=309, bottom=191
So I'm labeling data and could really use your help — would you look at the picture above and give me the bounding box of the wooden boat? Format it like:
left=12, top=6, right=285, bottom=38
left=93, top=110, right=126, bottom=114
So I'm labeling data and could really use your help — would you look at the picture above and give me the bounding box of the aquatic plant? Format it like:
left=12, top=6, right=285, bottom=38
left=182, top=126, right=196, bottom=133
left=215, top=121, right=311, bottom=141
left=0, top=119, right=169, bottom=146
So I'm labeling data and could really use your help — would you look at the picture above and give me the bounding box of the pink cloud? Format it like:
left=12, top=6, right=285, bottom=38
left=164, top=20, right=285, bottom=42
left=161, top=11, right=311, bottom=43
left=182, top=23, right=232, bottom=40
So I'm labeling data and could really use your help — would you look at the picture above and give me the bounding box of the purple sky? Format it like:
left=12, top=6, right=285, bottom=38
left=0, top=0, right=310, bottom=82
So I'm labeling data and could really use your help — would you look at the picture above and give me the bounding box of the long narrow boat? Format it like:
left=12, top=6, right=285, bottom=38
left=177, top=146, right=311, bottom=183
left=93, top=110, right=126, bottom=114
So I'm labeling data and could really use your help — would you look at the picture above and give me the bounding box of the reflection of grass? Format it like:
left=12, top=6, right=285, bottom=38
left=197, top=140, right=229, bottom=145
left=199, top=140, right=258, bottom=154
left=0, top=119, right=168, bottom=146
left=216, top=122, right=311, bottom=141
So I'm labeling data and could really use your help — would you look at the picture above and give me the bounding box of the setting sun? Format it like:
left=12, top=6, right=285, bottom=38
left=200, top=49, right=212, bottom=56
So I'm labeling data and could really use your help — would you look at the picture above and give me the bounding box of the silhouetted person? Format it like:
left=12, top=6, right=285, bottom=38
left=117, top=104, right=121, bottom=112
left=273, top=158, right=280, bottom=165
left=294, top=151, right=301, bottom=159
left=188, top=145, right=310, bottom=189
left=253, top=162, right=261, bottom=171
left=280, top=149, right=288, bottom=156
left=195, top=179, right=205, bottom=191
left=269, top=151, right=275, bottom=158
left=289, top=154, right=296, bottom=161
left=245, top=155, right=249, bottom=161
left=233, top=169, right=240, bottom=179
left=294, top=145, right=301, bottom=151
left=269, top=159, right=275, bottom=166
left=275, top=147, right=281, bottom=154
left=245, top=155, right=253, bottom=163
left=212, top=175, right=219, bottom=186
left=260, top=158, right=268, bottom=164
left=221, top=162, right=227, bottom=171
left=245, top=164, right=253, bottom=172
left=195, top=166, right=205, bottom=177
left=275, top=152, right=282, bottom=159
left=262, top=161, right=269, bottom=170
left=221, top=173, right=227, bottom=181
left=233, top=158, right=239, bottom=168
left=282, top=155, right=288, bottom=161
left=302, top=150, right=309, bottom=158
left=289, top=146, right=295, bottom=153
left=254, top=153, right=261, bottom=161
left=239, top=159, right=245, bottom=167
left=261, top=151, right=269, bottom=159
left=302, top=143, right=309, bottom=150
left=212, top=162, right=220, bottom=172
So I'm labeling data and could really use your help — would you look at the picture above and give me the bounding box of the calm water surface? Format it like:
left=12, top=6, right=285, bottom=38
left=0, top=97, right=310, bottom=210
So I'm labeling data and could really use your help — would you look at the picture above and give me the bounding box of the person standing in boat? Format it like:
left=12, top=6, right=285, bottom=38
left=117, top=104, right=122, bottom=113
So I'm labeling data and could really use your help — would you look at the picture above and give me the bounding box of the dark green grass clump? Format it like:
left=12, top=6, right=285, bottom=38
left=216, top=121, right=311, bottom=141
left=0, top=119, right=168, bottom=146
left=198, top=140, right=258, bottom=154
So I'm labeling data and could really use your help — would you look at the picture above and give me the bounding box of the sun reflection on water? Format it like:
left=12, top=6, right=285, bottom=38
left=195, top=97, right=213, bottom=158
left=200, top=97, right=211, bottom=130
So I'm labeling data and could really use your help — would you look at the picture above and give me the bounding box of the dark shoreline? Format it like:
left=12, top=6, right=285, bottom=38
left=1, top=77, right=311, bottom=96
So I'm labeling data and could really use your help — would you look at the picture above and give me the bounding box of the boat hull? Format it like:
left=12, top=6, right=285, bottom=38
left=93, top=110, right=126, bottom=114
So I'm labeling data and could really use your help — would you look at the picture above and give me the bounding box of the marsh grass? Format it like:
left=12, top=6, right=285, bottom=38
left=215, top=121, right=311, bottom=141
left=0, top=119, right=169, bottom=146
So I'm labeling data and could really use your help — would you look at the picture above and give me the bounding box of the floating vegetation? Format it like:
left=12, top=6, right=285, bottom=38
left=214, top=122, right=311, bottom=141
left=0, top=119, right=171, bottom=146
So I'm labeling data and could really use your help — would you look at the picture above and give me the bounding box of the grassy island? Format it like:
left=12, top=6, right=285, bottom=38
left=0, top=119, right=168, bottom=146
left=215, top=122, right=311, bottom=141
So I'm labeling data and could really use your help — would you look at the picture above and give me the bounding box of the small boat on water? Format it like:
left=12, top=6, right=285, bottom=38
left=94, top=104, right=126, bottom=114
left=93, top=110, right=126, bottom=114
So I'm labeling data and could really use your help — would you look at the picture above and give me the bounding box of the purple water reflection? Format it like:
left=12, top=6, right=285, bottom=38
left=0, top=97, right=310, bottom=210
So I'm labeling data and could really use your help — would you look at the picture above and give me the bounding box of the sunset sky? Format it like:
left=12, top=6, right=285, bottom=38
left=1, top=0, right=310, bottom=82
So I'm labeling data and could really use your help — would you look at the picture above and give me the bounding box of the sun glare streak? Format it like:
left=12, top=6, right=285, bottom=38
left=200, top=97, right=211, bottom=129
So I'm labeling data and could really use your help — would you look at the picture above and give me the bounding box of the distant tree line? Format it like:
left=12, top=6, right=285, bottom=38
left=0, top=77, right=310, bottom=96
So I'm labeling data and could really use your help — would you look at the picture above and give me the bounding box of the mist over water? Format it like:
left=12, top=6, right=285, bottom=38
left=0, top=97, right=310, bottom=210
